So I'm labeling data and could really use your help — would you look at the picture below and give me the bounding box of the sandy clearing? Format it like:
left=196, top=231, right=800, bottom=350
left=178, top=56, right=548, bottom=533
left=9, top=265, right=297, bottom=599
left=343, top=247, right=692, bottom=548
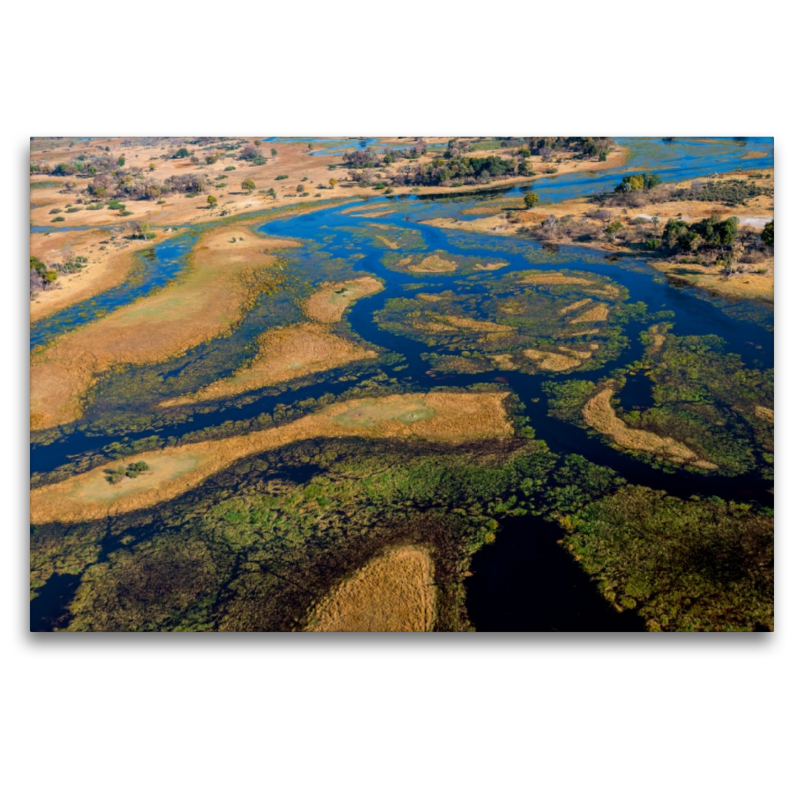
left=305, top=545, right=435, bottom=632
left=30, top=391, right=513, bottom=523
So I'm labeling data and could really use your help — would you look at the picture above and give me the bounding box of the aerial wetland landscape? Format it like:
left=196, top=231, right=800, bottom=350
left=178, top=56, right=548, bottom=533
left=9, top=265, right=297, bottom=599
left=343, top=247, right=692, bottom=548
left=29, top=136, right=774, bottom=632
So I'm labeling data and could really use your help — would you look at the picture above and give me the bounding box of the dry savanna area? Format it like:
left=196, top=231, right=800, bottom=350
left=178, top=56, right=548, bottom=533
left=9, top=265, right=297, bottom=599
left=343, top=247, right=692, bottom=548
left=30, top=391, right=513, bottom=523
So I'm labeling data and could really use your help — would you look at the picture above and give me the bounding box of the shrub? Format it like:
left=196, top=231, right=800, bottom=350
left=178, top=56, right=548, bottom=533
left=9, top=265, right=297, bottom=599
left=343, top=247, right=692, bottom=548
left=224, top=166, right=236, bottom=172
left=50, top=216, right=65, bottom=222
left=242, top=178, right=256, bottom=192
left=275, top=174, right=288, bottom=180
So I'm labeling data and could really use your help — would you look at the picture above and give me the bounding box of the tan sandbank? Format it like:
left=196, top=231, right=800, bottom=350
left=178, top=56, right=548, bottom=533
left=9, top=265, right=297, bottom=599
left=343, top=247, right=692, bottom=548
left=305, top=545, right=435, bottom=632
left=582, top=385, right=717, bottom=469
left=161, top=323, right=377, bottom=407
left=30, top=226, right=296, bottom=430
left=30, top=391, right=513, bottom=523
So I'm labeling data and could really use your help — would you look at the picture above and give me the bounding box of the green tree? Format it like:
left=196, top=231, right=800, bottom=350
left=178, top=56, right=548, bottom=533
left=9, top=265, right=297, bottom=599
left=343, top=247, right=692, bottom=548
left=241, top=178, right=256, bottom=193
left=762, top=220, right=774, bottom=247
left=117, top=156, right=125, bottom=167
left=329, top=178, right=338, bottom=189
left=523, top=192, right=540, bottom=209
left=207, top=195, right=218, bottom=207
left=296, top=184, right=305, bottom=193
left=271, top=148, right=278, bottom=159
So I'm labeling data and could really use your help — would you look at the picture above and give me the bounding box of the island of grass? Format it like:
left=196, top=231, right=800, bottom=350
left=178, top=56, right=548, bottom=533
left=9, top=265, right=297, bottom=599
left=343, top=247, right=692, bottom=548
left=544, top=328, right=773, bottom=477
left=30, top=225, right=298, bottom=430
left=160, top=277, right=384, bottom=407
left=374, top=269, right=637, bottom=377
left=30, top=390, right=513, bottom=523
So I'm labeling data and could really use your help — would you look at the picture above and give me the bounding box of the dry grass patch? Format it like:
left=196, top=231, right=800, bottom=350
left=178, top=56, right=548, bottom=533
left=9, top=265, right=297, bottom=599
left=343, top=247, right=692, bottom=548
left=517, top=272, right=593, bottom=287
left=524, top=349, right=583, bottom=372
left=30, top=391, right=512, bottom=523
left=303, top=277, right=384, bottom=323
left=754, top=405, right=774, bottom=423
left=399, top=253, right=459, bottom=273
left=305, top=546, right=435, bottom=632
left=162, top=323, right=377, bottom=407
left=570, top=303, right=610, bottom=323
left=30, top=226, right=295, bottom=430
left=582, top=386, right=717, bottom=469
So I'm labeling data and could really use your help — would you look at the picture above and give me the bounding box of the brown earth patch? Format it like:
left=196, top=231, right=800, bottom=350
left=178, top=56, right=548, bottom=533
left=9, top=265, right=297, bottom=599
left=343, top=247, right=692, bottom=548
left=582, top=386, right=717, bottom=469
left=30, top=226, right=296, bottom=430
left=303, top=277, right=384, bottom=323
left=305, top=545, right=435, bottom=632
left=30, top=391, right=512, bottom=523
left=161, top=323, right=377, bottom=407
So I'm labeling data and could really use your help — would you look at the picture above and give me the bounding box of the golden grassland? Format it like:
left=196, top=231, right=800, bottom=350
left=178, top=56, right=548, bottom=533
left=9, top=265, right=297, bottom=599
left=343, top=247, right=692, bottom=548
left=161, top=323, right=377, bottom=407
left=302, top=277, right=384, bottom=323
left=582, top=385, right=718, bottom=470
left=30, top=391, right=513, bottom=523
left=30, top=226, right=296, bottom=430
left=305, top=545, right=436, bottom=632
left=649, top=257, right=774, bottom=303
left=30, top=229, right=167, bottom=322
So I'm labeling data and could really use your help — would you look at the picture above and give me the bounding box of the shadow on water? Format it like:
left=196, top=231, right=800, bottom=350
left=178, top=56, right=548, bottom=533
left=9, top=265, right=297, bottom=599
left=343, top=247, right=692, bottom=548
left=465, top=516, right=645, bottom=632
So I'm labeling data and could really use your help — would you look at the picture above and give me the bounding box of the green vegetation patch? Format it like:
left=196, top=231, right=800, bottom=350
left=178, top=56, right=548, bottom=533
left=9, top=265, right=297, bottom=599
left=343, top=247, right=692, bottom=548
left=544, top=329, right=774, bottom=477
left=561, top=485, right=773, bottom=631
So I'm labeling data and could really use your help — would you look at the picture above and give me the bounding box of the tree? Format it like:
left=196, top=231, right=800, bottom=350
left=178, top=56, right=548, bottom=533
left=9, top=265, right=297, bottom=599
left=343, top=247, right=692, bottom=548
left=762, top=220, right=774, bottom=247
left=605, top=220, right=624, bottom=240
left=296, top=184, right=305, bottom=193
left=175, top=147, right=190, bottom=159
left=241, top=178, right=256, bottom=193
left=271, top=148, right=278, bottom=159
left=329, top=178, right=338, bottom=189
left=523, top=192, right=540, bottom=209
left=117, top=156, right=125, bottom=167
left=207, top=195, right=218, bottom=207
left=267, top=187, right=276, bottom=200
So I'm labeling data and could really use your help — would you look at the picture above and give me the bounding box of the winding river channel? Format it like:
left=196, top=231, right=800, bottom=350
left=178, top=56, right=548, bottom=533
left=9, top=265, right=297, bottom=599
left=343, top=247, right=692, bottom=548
left=30, top=138, right=774, bottom=631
